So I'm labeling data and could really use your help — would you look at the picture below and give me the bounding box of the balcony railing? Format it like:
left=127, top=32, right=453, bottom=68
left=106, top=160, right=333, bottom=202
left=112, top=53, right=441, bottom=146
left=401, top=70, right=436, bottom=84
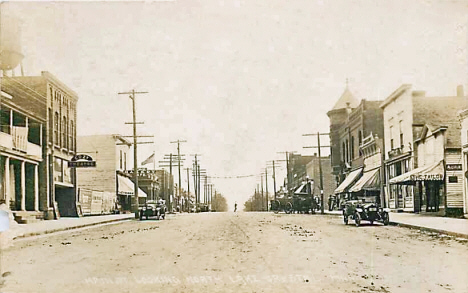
left=0, top=130, right=42, bottom=158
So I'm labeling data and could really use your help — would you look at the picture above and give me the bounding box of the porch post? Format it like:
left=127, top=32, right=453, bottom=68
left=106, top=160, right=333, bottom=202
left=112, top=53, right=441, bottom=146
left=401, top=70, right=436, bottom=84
left=34, top=164, right=39, bottom=211
left=4, top=157, right=9, bottom=207
left=21, top=161, right=25, bottom=210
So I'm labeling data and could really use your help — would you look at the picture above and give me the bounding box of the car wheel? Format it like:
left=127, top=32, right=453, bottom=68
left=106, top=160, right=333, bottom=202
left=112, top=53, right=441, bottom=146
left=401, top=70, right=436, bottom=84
left=354, top=212, right=361, bottom=227
left=285, top=203, right=293, bottom=214
left=344, top=215, right=348, bottom=225
left=382, top=212, right=390, bottom=226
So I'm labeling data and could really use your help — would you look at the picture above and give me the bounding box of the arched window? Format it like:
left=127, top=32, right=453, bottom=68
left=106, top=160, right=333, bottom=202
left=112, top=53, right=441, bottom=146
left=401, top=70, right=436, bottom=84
left=54, top=112, right=59, bottom=145
left=62, top=117, right=67, bottom=149
left=70, top=120, right=74, bottom=151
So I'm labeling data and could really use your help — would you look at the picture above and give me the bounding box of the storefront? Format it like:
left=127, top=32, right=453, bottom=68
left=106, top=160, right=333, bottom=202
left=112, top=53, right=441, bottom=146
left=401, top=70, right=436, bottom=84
left=334, top=167, right=363, bottom=201
left=389, top=161, right=445, bottom=213
left=117, top=174, right=147, bottom=212
left=348, top=167, right=381, bottom=203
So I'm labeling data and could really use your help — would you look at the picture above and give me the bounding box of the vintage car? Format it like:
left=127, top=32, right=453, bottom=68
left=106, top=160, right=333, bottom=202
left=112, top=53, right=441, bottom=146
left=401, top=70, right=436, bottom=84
left=343, top=199, right=390, bottom=227
left=270, top=181, right=319, bottom=214
left=139, top=200, right=166, bottom=220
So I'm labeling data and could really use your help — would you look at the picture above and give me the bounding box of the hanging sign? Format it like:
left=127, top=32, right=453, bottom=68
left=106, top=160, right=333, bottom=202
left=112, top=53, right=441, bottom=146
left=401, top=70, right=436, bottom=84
left=68, top=154, right=96, bottom=168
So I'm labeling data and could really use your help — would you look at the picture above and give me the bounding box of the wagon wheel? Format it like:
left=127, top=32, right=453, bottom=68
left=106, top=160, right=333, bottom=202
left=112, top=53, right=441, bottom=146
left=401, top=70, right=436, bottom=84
left=354, top=212, right=361, bottom=227
left=284, top=202, right=293, bottom=214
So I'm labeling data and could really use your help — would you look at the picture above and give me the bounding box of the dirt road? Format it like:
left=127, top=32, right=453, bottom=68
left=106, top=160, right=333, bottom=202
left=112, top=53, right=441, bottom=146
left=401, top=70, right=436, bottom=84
left=2, top=212, right=468, bottom=293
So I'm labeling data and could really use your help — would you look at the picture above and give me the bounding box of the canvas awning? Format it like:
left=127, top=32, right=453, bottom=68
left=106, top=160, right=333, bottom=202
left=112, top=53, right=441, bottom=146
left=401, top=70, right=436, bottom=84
left=348, top=168, right=380, bottom=192
left=389, top=160, right=444, bottom=184
left=117, top=175, right=147, bottom=197
left=334, top=168, right=363, bottom=194
left=294, top=182, right=312, bottom=195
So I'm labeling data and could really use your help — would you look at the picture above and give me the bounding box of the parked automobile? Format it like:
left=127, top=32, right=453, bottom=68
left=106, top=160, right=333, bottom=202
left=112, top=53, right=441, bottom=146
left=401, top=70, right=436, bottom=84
left=139, top=199, right=166, bottom=220
left=343, top=199, right=390, bottom=227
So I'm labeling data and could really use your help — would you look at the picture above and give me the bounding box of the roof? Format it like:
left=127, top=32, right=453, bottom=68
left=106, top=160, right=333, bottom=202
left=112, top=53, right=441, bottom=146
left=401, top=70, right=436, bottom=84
left=413, top=96, right=468, bottom=148
left=331, top=86, right=360, bottom=110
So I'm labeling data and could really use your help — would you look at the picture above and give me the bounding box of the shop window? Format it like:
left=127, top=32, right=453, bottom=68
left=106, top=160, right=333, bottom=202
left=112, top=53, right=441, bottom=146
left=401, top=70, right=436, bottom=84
left=63, top=163, right=72, bottom=184
left=54, top=157, right=63, bottom=182
left=0, top=107, right=11, bottom=134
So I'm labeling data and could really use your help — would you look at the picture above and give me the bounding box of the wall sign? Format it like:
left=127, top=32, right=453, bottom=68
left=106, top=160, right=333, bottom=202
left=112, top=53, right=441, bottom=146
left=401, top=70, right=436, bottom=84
left=446, top=164, right=462, bottom=171
left=68, top=154, right=96, bottom=168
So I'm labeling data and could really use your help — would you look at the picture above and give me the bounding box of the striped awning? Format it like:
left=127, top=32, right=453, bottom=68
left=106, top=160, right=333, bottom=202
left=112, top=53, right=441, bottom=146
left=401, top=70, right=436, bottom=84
left=334, top=168, right=363, bottom=194
left=348, top=168, right=380, bottom=192
left=389, top=160, right=444, bottom=184
left=117, top=175, right=147, bottom=197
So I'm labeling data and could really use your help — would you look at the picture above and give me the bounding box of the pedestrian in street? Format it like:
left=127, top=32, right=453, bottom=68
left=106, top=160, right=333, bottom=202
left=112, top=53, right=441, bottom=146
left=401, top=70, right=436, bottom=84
left=234, top=202, right=237, bottom=212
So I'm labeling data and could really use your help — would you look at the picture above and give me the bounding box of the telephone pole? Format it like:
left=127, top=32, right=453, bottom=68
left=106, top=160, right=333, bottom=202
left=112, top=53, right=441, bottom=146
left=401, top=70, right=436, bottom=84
left=303, top=132, right=330, bottom=214
left=185, top=167, right=191, bottom=212
left=277, top=151, right=296, bottom=196
left=265, top=167, right=269, bottom=212
left=119, top=89, right=148, bottom=216
left=171, top=140, right=187, bottom=212
left=159, top=153, right=184, bottom=212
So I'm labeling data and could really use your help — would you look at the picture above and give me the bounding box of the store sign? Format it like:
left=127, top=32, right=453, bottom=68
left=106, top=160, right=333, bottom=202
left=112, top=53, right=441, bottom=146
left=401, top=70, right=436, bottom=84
left=410, top=174, right=443, bottom=181
left=446, top=164, right=462, bottom=171
left=68, top=154, right=96, bottom=168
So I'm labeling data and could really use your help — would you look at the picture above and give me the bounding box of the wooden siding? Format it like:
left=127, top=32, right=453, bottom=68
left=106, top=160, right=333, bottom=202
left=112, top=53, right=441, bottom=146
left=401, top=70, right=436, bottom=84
left=446, top=150, right=463, bottom=208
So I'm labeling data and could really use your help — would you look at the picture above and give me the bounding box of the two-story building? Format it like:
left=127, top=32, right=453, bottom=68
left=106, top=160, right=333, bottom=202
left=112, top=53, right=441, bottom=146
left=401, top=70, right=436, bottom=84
left=12, top=72, right=79, bottom=217
left=383, top=84, right=468, bottom=216
left=76, top=134, right=147, bottom=214
left=0, top=76, right=45, bottom=223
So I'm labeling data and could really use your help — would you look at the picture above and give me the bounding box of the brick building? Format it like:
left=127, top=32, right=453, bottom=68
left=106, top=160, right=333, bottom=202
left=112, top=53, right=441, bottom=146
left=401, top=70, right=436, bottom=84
left=328, top=85, right=384, bottom=201
left=1, top=72, right=79, bottom=219
left=305, top=154, right=334, bottom=207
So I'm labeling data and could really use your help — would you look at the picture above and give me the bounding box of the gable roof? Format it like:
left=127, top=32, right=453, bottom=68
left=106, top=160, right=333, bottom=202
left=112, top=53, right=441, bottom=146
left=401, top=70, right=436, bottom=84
left=332, top=86, right=360, bottom=110
left=413, top=96, right=468, bottom=148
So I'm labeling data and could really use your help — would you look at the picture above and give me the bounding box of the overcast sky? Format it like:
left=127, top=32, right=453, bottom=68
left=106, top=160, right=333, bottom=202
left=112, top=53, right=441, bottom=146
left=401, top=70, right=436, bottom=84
left=4, top=0, right=468, bottom=209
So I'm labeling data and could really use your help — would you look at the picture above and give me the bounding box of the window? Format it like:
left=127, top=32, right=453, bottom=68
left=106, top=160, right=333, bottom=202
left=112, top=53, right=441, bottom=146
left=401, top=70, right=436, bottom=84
left=124, top=152, right=127, bottom=171
left=351, top=136, right=355, bottom=160
left=0, top=107, right=11, bottom=134
left=399, top=120, right=403, bottom=148
left=400, top=133, right=404, bottom=149
left=389, top=125, right=394, bottom=150
left=62, top=117, right=68, bottom=149
left=69, top=121, right=74, bottom=151
left=448, top=176, right=458, bottom=183
left=54, top=112, right=59, bottom=145
left=390, top=139, right=394, bottom=150
left=120, top=150, right=123, bottom=170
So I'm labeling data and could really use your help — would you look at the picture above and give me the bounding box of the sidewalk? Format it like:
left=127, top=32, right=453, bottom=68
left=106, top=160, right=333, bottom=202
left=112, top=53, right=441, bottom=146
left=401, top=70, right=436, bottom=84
left=10, top=214, right=134, bottom=240
left=324, top=210, right=468, bottom=239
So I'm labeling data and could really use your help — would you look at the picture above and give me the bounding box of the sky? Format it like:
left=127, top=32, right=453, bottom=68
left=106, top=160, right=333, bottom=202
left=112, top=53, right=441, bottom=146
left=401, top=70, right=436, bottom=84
left=3, top=0, right=468, bottom=209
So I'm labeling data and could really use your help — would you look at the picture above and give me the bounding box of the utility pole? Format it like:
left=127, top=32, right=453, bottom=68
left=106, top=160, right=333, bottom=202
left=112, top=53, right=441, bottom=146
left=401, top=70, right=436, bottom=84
left=260, top=174, right=264, bottom=211
left=272, top=160, right=277, bottom=201
left=303, top=132, right=330, bottom=215
left=171, top=140, right=187, bottom=212
left=265, top=167, right=269, bottom=212
left=119, top=89, right=148, bottom=217
left=186, top=167, right=190, bottom=212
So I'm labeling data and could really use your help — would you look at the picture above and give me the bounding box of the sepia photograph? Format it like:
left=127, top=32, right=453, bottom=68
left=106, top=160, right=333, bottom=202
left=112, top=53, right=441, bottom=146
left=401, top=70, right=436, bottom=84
left=0, top=0, right=467, bottom=292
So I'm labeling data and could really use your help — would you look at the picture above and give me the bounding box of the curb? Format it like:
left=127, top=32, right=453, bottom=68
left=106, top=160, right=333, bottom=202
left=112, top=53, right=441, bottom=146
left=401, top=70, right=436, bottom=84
left=389, top=221, right=468, bottom=240
left=13, top=216, right=134, bottom=240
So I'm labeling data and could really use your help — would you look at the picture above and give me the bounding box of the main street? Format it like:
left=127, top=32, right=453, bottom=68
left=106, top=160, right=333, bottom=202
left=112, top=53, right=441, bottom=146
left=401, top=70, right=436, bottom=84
left=3, top=212, right=468, bottom=293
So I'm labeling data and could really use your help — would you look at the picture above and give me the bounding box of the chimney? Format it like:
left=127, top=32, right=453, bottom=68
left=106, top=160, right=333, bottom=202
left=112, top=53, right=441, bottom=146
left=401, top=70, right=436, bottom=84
left=457, top=85, right=464, bottom=97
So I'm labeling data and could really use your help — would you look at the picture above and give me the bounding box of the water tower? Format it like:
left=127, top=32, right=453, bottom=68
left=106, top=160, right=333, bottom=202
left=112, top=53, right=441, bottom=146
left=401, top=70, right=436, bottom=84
left=0, top=4, right=24, bottom=72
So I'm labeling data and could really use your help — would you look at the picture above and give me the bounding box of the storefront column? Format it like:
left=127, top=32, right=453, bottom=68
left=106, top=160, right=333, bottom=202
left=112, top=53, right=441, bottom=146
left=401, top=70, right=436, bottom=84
left=34, top=164, right=39, bottom=211
left=4, top=157, right=10, bottom=207
left=21, top=161, right=26, bottom=211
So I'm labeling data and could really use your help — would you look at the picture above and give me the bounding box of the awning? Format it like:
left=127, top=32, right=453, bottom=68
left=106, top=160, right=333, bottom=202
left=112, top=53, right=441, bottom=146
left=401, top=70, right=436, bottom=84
left=334, top=168, right=363, bottom=194
left=294, top=182, right=311, bottom=195
left=117, top=175, right=148, bottom=198
left=348, top=168, right=380, bottom=192
left=389, top=160, right=444, bottom=184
